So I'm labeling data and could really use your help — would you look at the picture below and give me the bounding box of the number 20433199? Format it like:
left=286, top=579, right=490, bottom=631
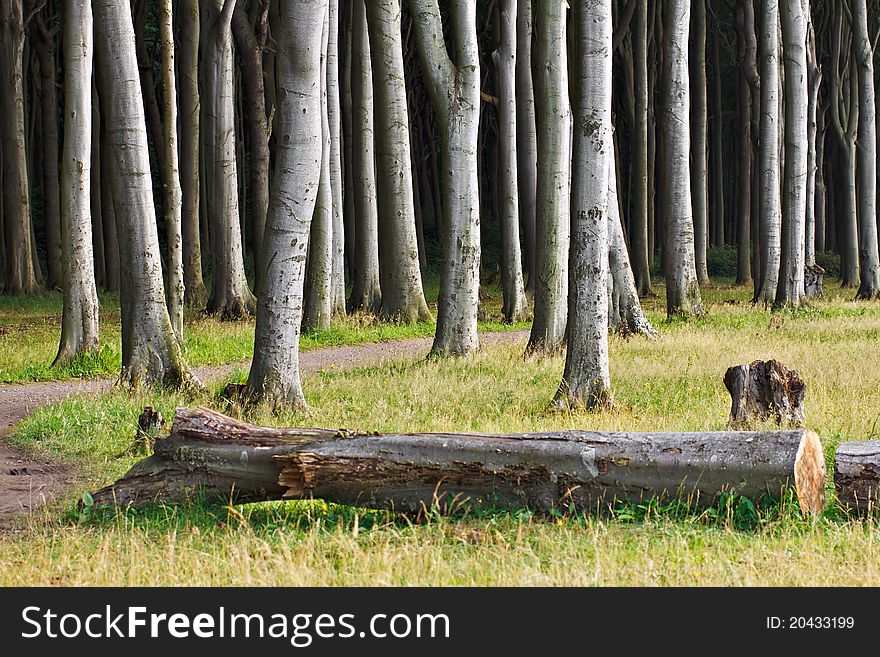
left=766, top=617, right=855, bottom=630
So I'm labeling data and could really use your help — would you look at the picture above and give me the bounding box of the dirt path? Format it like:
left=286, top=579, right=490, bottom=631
left=0, top=330, right=527, bottom=523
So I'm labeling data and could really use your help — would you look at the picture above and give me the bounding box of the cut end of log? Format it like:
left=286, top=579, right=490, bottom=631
left=794, top=430, right=826, bottom=516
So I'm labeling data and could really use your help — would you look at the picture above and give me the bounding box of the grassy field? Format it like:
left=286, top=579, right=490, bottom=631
left=2, top=281, right=880, bottom=585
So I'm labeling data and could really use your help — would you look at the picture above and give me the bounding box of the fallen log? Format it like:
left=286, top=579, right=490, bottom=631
left=834, top=441, right=880, bottom=513
left=91, top=407, right=826, bottom=516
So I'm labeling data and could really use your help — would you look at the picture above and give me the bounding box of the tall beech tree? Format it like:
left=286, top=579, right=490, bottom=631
left=410, top=0, right=481, bottom=357
left=556, top=0, right=613, bottom=411
left=55, top=0, right=100, bottom=365
left=516, top=0, right=537, bottom=296
left=527, top=1, right=570, bottom=355
left=246, top=0, right=327, bottom=411
left=661, top=0, right=702, bottom=318
left=203, top=0, right=255, bottom=319
left=365, top=0, right=431, bottom=323
left=93, top=0, right=194, bottom=388
left=690, top=0, right=709, bottom=285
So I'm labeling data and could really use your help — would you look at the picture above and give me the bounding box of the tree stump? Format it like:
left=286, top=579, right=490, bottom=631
left=804, top=264, right=825, bottom=298
left=835, top=441, right=880, bottom=513
left=723, top=360, right=806, bottom=428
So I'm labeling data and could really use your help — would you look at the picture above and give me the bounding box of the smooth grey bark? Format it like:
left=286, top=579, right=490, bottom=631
left=756, top=0, right=781, bottom=305
left=55, top=0, right=100, bottom=365
left=607, top=155, right=658, bottom=339
left=90, top=87, right=106, bottom=289
left=556, top=0, right=613, bottom=411
left=410, top=0, right=481, bottom=357
left=93, top=0, right=195, bottom=389
left=203, top=0, right=256, bottom=319
left=159, top=0, right=185, bottom=340
left=630, top=0, right=651, bottom=295
left=661, top=0, right=702, bottom=319
left=516, top=0, right=537, bottom=296
left=775, top=0, right=809, bottom=309
left=346, top=0, right=381, bottom=315
left=339, top=1, right=355, bottom=277
left=734, top=0, right=757, bottom=286
left=804, top=18, right=820, bottom=270
left=0, top=1, right=38, bottom=295
left=179, top=0, right=206, bottom=307
left=364, top=0, right=431, bottom=323
left=527, top=1, right=570, bottom=355
left=99, top=109, right=120, bottom=292
left=710, top=14, right=725, bottom=247
left=230, top=0, right=270, bottom=297
left=852, top=0, right=880, bottom=299
left=245, top=0, right=326, bottom=412
left=327, top=0, right=346, bottom=315
left=303, top=9, right=334, bottom=333
left=493, top=0, right=528, bottom=323
left=690, top=0, right=709, bottom=285
left=34, top=13, right=62, bottom=290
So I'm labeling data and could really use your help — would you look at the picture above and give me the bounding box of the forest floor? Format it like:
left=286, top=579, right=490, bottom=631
left=2, top=280, right=880, bottom=585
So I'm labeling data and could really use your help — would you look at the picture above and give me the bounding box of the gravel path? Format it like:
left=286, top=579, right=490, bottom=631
left=0, top=330, right=528, bottom=523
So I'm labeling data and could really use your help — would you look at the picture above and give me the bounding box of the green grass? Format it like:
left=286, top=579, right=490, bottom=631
left=2, top=280, right=880, bottom=585
left=0, top=281, right=526, bottom=384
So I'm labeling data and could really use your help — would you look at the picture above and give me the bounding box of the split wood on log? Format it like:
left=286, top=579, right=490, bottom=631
left=834, top=441, right=880, bottom=513
left=724, top=359, right=806, bottom=428
left=91, top=407, right=826, bottom=516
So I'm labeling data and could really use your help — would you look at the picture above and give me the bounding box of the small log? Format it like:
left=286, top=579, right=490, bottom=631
left=91, top=407, right=826, bottom=516
left=834, top=441, right=880, bottom=513
left=724, top=360, right=806, bottom=428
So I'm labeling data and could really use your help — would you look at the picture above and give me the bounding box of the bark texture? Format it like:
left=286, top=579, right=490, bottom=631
left=724, top=359, right=806, bottom=429
left=835, top=441, right=880, bottom=513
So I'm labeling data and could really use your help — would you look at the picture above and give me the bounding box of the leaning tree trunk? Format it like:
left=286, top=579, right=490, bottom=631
left=0, top=1, right=38, bottom=295
left=245, top=0, right=326, bottom=412
left=690, top=0, right=709, bottom=286
left=34, top=14, right=62, bottom=291
left=178, top=0, right=206, bottom=307
left=303, top=11, right=334, bottom=334
left=661, top=0, right=702, bottom=319
left=516, top=0, right=537, bottom=297
left=159, top=0, right=185, bottom=340
left=92, top=407, right=827, bottom=518
left=55, top=0, right=100, bottom=365
left=410, top=0, right=481, bottom=357
left=775, top=0, right=809, bottom=310
left=93, top=0, right=195, bottom=389
left=852, top=0, right=880, bottom=299
left=555, top=0, right=613, bottom=411
left=607, top=156, right=658, bottom=339
left=346, top=0, right=381, bottom=315
left=203, top=0, right=256, bottom=319
left=526, top=0, right=570, bottom=355
left=755, top=0, right=781, bottom=305
left=364, top=0, right=431, bottom=324
left=230, top=0, right=270, bottom=297
left=493, top=0, right=528, bottom=324
left=630, top=0, right=652, bottom=296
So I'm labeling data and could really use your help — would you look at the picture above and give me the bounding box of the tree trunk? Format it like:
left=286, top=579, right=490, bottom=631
left=494, top=0, right=528, bottom=324
left=159, top=0, right=185, bottom=340
left=815, top=104, right=827, bottom=256
left=661, top=0, right=702, bottom=319
left=804, top=19, right=820, bottom=271
left=365, top=0, right=431, bottom=324
left=99, top=110, right=120, bottom=292
left=178, top=0, right=206, bottom=307
left=516, top=0, right=537, bottom=297
left=630, top=0, right=651, bottom=295
left=339, top=0, right=355, bottom=277
left=92, top=407, right=827, bottom=518
left=230, top=0, right=270, bottom=297
left=55, top=0, right=100, bottom=365
left=556, top=0, right=613, bottom=410
left=410, top=0, right=481, bottom=357
left=710, top=13, right=725, bottom=248
left=608, top=155, right=658, bottom=339
left=526, top=1, right=570, bottom=355
left=734, top=0, right=756, bottom=286
left=327, top=0, right=346, bottom=316
left=852, top=0, right=880, bottom=299
left=690, top=0, right=709, bottom=285
left=724, top=359, right=806, bottom=428
left=203, top=0, right=256, bottom=319
left=245, top=0, right=326, bottom=412
left=346, top=0, right=381, bottom=315
left=303, top=9, right=334, bottom=334
left=93, top=0, right=195, bottom=389
left=90, top=86, right=106, bottom=289
left=775, top=0, right=809, bottom=309
left=34, top=13, right=62, bottom=291
left=0, top=1, right=38, bottom=295
left=835, top=441, right=880, bottom=513
left=756, top=0, right=780, bottom=305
